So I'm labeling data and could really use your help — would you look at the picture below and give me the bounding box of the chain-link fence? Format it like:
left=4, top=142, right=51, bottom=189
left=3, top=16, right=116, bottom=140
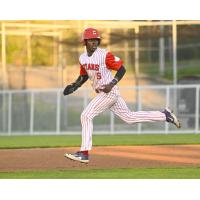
left=0, top=85, right=199, bottom=135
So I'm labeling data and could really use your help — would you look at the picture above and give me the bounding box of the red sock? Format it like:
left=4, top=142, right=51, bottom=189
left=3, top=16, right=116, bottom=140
left=81, top=150, right=89, bottom=156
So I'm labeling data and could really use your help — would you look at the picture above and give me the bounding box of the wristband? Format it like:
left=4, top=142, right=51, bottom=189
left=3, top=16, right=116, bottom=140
left=110, top=78, right=118, bottom=86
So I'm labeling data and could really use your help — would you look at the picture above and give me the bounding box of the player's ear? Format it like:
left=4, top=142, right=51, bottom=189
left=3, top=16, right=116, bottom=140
left=81, top=39, right=87, bottom=46
left=98, top=39, right=101, bottom=45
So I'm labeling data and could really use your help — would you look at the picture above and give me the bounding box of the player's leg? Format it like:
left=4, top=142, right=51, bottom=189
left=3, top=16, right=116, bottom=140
left=80, top=92, right=117, bottom=151
left=64, top=92, right=117, bottom=163
left=110, top=96, right=180, bottom=127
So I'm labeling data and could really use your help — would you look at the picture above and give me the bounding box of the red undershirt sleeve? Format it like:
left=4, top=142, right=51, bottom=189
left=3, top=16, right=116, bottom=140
left=105, top=52, right=123, bottom=71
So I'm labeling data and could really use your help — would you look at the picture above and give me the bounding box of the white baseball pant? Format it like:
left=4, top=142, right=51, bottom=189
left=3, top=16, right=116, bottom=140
left=80, top=89, right=166, bottom=151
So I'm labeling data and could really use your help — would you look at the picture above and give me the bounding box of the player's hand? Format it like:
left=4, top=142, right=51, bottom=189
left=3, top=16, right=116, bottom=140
left=63, top=84, right=76, bottom=95
left=100, top=83, right=114, bottom=93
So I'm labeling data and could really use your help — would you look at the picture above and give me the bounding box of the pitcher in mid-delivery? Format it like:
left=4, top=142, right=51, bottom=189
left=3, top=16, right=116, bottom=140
left=63, top=27, right=181, bottom=163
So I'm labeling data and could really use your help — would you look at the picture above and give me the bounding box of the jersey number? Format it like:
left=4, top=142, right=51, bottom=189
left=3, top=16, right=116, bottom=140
left=96, top=72, right=102, bottom=79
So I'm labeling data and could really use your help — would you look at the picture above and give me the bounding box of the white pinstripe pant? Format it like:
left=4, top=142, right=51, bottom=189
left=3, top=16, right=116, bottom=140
left=80, top=89, right=166, bottom=151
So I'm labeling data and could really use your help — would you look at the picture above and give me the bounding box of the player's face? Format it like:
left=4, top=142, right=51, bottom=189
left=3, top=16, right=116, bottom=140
left=86, top=39, right=99, bottom=55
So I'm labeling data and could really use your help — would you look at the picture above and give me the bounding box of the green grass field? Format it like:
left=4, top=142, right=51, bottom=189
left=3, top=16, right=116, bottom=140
left=0, top=134, right=200, bottom=179
left=0, top=134, right=200, bottom=149
left=1, top=167, right=200, bottom=179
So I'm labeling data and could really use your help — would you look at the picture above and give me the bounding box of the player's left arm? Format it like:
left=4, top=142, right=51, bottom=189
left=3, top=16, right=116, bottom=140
left=63, top=64, right=88, bottom=95
left=100, top=52, right=126, bottom=93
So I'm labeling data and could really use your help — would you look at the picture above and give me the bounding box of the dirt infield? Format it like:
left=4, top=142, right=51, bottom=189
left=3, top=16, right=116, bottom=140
left=0, top=145, right=200, bottom=172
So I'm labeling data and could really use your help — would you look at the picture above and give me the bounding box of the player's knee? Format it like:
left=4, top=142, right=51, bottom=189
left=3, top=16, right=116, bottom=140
left=121, top=114, right=134, bottom=124
left=81, top=112, right=91, bottom=122
left=121, top=118, right=132, bottom=124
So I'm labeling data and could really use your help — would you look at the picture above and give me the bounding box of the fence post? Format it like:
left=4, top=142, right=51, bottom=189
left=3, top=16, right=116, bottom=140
left=172, top=20, right=177, bottom=85
left=30, top=91, right=34, bottom=135
left=137, top=86, right=142, bottom=134
left=195, top=85, right=199, bottom=133
left=8, top=92, right=12, bottom=135
left=83, top=88, right=88, bottom=109
left=110, top=112, right=114, bottom=134
left=56, top=90, right=61, bottom=134
left=165, top=86, right=170, bottom=134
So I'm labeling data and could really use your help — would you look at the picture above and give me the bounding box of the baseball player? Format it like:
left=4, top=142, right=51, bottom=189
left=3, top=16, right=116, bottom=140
left=63, top=28, right=181, bottom=163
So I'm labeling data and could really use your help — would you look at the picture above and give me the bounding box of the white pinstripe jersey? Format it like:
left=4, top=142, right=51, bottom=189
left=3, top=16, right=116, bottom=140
left=79, top=47, right=123, bottom=91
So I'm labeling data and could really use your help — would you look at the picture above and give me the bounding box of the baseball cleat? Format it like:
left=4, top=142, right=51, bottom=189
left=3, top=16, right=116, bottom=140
left=64, top=151, right=89, bottom=163
left=163, top=107, right=181, bottom=128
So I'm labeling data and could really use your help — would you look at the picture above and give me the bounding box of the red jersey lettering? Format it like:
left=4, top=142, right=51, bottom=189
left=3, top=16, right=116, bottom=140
left=80, top=64, right=87, bottom=75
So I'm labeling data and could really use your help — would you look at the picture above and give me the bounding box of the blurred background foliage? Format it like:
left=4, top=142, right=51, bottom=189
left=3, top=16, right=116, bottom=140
left=0, top=20, right=200, bottom=89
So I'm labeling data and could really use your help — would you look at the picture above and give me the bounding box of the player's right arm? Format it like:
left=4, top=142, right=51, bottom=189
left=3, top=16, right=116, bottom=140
left=63, top=64, right=88, bottom=96
left=100, top=52, right=126, bottom=93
